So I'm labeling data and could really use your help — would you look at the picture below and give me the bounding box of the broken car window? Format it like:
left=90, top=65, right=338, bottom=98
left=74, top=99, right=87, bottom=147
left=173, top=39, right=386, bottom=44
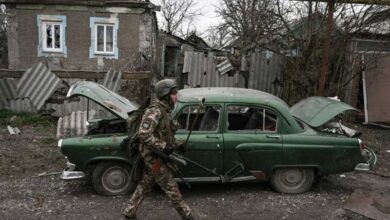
left=227, top=105, right=277, bottom=132
left=177, top=105, right=220, bottom=131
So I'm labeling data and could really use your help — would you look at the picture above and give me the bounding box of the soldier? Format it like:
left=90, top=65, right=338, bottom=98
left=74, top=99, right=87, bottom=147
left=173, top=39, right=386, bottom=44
left=123, top=79, right=192, bottom=220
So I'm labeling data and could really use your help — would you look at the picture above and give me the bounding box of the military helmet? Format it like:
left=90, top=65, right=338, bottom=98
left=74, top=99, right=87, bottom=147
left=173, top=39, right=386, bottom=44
left=155, top=79, right=177, bottom=98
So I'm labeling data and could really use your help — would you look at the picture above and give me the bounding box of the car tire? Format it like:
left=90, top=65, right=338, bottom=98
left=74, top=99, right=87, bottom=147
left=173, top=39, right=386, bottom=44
left=270, top=167, right=314, bottom=194
left=92, top=161, right=136, bottom=196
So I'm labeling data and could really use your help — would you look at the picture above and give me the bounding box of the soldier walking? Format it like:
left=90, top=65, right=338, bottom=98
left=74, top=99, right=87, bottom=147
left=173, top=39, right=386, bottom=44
left=123, top=79, right=192, bottom=220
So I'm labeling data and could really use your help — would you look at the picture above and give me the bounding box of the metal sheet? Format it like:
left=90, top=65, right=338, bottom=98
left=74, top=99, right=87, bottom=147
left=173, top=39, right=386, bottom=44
left=17, top=62, right=61, bottom=110
left=8, top=98, right=37, bottom=113
left=184, top=51, right=245, bottom=88
left=45, top=96, right=89, bottom=116
left=216, top=59, right=233, bottom=75
left=248, top=51, right=283, bottom=97
left=56, top=110, right=96, bottom=138
left=102, top=68, right=122, bottom=92
left=344, top=189, right=390, bottom=220
left=363, top=54, right=390, bottom=123
left=0, top=77, right=18, bottom=99
left=0, top=89, right=9, bottom=109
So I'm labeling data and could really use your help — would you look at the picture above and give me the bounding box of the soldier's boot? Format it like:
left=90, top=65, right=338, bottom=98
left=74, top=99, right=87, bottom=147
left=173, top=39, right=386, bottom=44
left=187, top=209, right=207, bottom=220
left=122, top=214, right=137, bottom=220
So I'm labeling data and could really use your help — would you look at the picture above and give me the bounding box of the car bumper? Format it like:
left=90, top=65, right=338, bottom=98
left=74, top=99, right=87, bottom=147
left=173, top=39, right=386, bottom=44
left=60, top=161, right=85, bottom=180
left=355, top=147, right=377, bottom=171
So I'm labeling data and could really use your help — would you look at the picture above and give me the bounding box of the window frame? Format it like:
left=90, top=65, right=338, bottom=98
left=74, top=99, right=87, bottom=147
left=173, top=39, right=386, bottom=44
left=225, top=104, right=279, bottom=134
left=94, top=23, right=115, bottom=55
left=175, top=104, right=222, bottom=134
left=37, top=15, right=67, bottom=57
left=90, top=17, right=119, bottom=59
left=42, top=21, right=63, bottom=52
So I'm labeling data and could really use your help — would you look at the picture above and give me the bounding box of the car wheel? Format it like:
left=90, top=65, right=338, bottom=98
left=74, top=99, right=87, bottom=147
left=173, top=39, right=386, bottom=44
left=270, top=167, right=314, bottom=194
left=92, top=161, right=136, bottom=196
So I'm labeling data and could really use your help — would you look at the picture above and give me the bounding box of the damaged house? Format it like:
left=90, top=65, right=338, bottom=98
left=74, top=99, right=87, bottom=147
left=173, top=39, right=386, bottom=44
left=157, top=31, right=213, bottom=88
left=0, top=0, right=159, bottom=113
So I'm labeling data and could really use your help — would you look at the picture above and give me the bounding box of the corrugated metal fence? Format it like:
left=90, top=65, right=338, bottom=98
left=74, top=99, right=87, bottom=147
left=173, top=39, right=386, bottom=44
left=183, top=51, right=245, bottom=88
left=244, top=51, right=284, bottom=97
left=183, top=51, right=283, bottom=97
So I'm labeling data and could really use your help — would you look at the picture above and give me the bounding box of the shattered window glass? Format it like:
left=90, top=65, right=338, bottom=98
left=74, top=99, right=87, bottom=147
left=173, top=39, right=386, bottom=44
left=44, top=22, right=62, bottom=51
left=46, top=25, right=52, bottom=48
left=54, top=24, right=61, bottom=48
left=177, top=105, right=220, bottom=131
left=227, top=105, right=277, bottom=132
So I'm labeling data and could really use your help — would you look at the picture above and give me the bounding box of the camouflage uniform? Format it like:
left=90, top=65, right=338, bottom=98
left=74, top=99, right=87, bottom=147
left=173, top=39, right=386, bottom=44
left=124, top=98, right=192, bottom=219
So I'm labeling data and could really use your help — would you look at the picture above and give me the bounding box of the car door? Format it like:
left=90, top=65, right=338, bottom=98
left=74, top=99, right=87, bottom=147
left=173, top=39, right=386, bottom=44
left=175, top=104, right=223, bottom=179
left=222, top=104, right=283, bottom=180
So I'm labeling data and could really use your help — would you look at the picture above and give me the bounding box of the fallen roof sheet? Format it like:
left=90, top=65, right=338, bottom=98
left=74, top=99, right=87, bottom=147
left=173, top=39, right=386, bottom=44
left=0, top=77, right=18, bottom=99
left=57, top=110, right=96, bottom=138
left=102, top=68, right=122, bottom=92
left=8, top=98, right=37, bottom=113
left=17, top=62, right=61, bottom=110
left=0, top=89, right=9, bottom=109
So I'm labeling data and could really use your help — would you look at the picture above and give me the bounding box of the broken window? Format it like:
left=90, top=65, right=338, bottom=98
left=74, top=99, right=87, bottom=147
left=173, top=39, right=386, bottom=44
left=90, top=17, right=118, bottom=59
left=44, top=23, right=62, bottom=50
left=37, top=15, right=67, bottom=55
left=227, top=105, right=278, bottom=132
left=177, top=105, right=221, bottom=131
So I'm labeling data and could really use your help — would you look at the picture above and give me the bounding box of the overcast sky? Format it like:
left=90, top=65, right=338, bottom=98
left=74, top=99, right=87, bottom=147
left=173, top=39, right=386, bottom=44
left=153, top=0, right=222, bottom=36
left=193, top=0, right=222, bottom=34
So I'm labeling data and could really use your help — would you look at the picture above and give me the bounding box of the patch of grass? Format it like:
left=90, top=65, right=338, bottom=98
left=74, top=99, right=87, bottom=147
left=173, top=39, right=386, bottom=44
left=0, top=110, right=52, bottom=127
left=40, top=137, right=57, bottom=145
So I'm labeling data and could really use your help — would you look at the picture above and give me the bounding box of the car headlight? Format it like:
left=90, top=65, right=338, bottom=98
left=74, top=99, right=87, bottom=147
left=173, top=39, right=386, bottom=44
left=57, top=139, right=63, bottom=148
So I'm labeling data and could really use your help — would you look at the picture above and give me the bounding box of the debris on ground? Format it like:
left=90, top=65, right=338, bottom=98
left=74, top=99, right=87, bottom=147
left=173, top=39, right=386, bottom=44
left=344, top=189, right=390, bottom=219
left=7, top=125, right=20, bottom=135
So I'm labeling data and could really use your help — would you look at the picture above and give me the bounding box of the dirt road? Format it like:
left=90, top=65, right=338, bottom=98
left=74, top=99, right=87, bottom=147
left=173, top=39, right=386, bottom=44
left=0, top=123, right=389, bottom=219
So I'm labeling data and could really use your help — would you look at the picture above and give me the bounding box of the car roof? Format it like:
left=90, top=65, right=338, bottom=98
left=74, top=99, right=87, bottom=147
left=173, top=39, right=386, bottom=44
left=177, top=87, right=303, bottom=134
left=178, top=87, right=289, bottom=108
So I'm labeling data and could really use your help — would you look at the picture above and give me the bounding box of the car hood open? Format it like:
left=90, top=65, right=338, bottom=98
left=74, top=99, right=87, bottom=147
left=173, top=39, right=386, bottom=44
left=290, top=96, right=358, bottom=127
left=66, top=81, right=138, bottom=120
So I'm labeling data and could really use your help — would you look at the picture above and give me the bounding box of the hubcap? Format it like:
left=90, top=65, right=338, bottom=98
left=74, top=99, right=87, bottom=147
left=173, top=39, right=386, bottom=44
left=280, top=169, right=305, bottom=188
left=102, top=166, right=129, bottom=193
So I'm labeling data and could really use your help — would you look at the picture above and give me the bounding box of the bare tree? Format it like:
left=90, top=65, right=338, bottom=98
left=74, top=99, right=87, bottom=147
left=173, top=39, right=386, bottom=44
left=216, top=0, right=276, bottom=47
left=265, top=1, right=389, bottom=103
left=206, top=24, right=232, bottom=48
left=153, top=0, right=200, bottom=36
left=213, top=0, right=388, bottom=104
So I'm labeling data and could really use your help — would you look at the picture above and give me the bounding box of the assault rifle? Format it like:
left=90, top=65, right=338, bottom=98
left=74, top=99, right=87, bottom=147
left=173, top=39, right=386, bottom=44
left=144, top=145, right=191, bottom=188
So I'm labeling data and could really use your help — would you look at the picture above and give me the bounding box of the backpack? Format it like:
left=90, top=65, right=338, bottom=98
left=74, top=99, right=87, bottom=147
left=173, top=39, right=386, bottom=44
left=120, top=97, right=151, bottom=157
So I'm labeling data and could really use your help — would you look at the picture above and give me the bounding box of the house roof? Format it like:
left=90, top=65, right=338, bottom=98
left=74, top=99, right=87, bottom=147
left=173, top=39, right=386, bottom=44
left=185, top=33, right=210, bottom=50
left=159, top=31, right=197, bottom=48
left=0, top=0, right=156, bottom=8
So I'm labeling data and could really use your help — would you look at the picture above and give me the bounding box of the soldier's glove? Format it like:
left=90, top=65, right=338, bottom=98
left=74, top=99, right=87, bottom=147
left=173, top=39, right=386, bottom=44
left=176, top=143, right=186, bottom=153
left=163, top=144, right=175, bottom=155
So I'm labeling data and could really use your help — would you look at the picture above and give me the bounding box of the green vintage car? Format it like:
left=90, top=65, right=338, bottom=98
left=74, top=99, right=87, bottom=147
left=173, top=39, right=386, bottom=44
left=58, top=81, right=376, bottom=195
